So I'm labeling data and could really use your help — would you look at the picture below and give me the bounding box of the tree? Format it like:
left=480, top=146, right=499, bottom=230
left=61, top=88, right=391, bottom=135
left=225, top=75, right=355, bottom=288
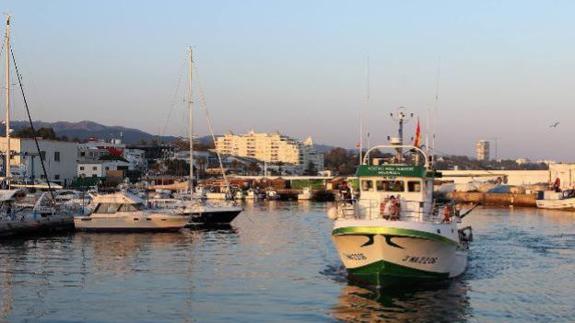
left=303, top=161, right=317, bottom=176
left=324, top=148, right=357, bottom=175
left=13, top=127, right=58, bottom=140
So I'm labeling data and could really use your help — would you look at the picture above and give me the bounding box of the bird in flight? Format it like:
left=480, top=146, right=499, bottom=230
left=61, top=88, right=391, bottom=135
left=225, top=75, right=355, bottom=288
left=550, top=122, right=560, bottom=128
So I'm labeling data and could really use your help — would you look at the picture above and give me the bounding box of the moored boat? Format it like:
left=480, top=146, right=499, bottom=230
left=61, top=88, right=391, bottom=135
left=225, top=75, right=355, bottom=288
left=74, top=192, right=189, bottom=232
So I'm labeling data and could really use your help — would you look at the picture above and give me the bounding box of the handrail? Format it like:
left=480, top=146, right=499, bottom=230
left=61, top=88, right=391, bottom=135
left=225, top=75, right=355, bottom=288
left=362, top=144, right=429, bottom=168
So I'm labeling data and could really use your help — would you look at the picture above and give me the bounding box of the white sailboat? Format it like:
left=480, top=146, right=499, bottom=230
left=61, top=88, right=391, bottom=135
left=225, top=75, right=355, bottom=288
left=170, top=48, right=242, bottom=225
left=327, top=109, right=474, bottom=287
left=0, top=16, right=74, bottom=238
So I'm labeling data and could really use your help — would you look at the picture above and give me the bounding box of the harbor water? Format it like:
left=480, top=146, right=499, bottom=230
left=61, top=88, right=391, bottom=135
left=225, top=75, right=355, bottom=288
left=0, top=202, right=574, bottom=322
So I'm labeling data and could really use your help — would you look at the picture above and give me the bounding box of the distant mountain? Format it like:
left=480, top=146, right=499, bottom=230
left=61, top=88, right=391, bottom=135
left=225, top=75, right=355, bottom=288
left=5, top=120, right=177, bottom=144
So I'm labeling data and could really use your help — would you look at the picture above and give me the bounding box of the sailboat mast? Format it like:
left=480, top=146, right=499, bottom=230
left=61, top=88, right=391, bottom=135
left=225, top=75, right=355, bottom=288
left=188, top=47, right=194, bottom=197
left=4, top=16, right=11, bottom=185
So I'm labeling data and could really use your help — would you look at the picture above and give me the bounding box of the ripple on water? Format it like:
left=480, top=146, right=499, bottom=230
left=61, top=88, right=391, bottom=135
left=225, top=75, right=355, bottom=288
left=0, top=204, right=574, bottom=322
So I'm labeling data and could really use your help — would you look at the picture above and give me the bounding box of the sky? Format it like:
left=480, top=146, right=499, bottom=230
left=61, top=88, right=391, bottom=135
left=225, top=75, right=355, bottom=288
left=1, top=0, right=575, bottom=161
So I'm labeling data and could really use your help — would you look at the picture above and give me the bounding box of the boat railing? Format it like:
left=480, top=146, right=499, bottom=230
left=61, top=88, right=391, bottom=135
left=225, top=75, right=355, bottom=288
left=335, top=199, right=444, bottom=223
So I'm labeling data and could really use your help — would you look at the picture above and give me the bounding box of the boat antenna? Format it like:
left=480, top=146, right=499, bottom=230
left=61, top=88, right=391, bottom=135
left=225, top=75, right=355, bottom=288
left=187, top=46, right=194, bottom=199
left=431, top=57, right=441, bottom=164
left=390, top=107, right=413, bottom=163
left=11, top=37, right=55, bottom=199
left=358, top=55, right=370, bottom=166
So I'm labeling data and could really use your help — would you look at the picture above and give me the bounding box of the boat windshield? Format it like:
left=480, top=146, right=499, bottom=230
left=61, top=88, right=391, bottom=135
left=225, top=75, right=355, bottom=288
left=94, top=203, right=144, bottom=214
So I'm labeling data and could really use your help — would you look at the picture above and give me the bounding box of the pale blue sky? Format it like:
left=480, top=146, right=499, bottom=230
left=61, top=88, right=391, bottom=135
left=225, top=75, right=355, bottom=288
left=2, top=1, right=575, bottom=160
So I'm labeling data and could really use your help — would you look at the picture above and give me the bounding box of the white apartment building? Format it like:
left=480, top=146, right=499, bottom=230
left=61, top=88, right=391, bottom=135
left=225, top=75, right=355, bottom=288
left=215, top=131, right=324, bottom=173
left=78, top=139, right=146, bottom=171
left=77, top=160, right=130, bottom=178
left=476, top=140, right=490, bottom=161
left=0, top=138, right=78, bottom=186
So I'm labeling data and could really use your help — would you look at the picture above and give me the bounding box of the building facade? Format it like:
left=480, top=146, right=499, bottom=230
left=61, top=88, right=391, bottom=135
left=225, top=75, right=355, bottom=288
left=77, top=160, right=130, bottom=178
left=0, top=138, right=78, bottom=186
left=476, top=140, right=490, bottom=161
left=215, top=131, right=324, bottom=174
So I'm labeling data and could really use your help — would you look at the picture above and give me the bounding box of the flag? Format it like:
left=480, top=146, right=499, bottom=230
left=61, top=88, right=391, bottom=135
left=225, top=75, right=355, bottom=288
left=413, top=118, right=421, bottom=147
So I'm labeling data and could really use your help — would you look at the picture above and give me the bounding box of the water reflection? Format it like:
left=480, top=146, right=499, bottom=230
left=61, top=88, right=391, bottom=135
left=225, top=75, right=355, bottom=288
left=332, top=279, right=471, bottom=322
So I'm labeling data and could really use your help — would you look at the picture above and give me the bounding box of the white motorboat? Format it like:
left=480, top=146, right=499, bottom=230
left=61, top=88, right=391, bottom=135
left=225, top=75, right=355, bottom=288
left=74, top=192, right=189, bottom=232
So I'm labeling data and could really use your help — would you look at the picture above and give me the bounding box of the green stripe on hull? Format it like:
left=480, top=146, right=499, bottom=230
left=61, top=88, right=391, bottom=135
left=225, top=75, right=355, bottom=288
left=333, top=226, right=457, bottom=246
left=348, top=259, right=449, bottom=287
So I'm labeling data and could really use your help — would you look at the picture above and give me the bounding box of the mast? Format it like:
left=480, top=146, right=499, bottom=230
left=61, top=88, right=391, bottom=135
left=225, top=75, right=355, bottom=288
left=188, top=47, right=194, bottom=198
left=4, top=15, right=10, bottom=186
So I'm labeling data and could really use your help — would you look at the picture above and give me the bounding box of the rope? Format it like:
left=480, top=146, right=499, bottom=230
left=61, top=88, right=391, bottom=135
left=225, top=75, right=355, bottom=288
left=10, top=47, right=55, bottom=200
left=191, top=63, right=230, bottom=191
left=159, top=56, right=187, bottom=138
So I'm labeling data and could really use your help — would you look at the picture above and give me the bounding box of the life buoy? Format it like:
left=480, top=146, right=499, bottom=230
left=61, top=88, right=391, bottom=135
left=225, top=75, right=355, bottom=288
left=442, top=205, right=452, bottom=223
left=380, top=201, right=387, bottom=216
left=389, top=199, right=400, bottom=220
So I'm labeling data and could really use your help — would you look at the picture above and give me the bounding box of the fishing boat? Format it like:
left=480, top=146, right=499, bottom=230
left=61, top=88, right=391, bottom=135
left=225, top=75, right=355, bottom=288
left=74, top=192, right=189, bottom=232
left=536, top=190, right=575, bottom=210
left=327, top=110, right=474, bottom=287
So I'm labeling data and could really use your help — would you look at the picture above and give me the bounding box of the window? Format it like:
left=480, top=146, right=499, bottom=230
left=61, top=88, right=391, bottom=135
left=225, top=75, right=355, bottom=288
left=92, top=166, right=97, bottom=171
left=118, top=203, right=144, bottom=212
left=80, top=166, right=85, bottom=171
left=80, top=152, right=86, bottom=157
left=54, top=151, right=60, bottom=162
left=94, top=203, right=121, bottom=214
left=54, top=175, right=60, bottom=180
left=105, top=167, right=110, bottom=171
left=376, top=180, right=389, bottom=191
left=40, top=151, right=46, bottom=161
left=361, top=180, right=374, bottom=192
left=387, top=180, right=405, bottom=192
left=375, top=180, right=405, bottom=192
left=408, top=181, right=422, bottom=192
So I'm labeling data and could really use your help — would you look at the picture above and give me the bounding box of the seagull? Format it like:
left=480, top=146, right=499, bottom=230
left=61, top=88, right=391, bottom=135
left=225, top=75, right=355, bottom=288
left=550, top=122, right=560, bottom=128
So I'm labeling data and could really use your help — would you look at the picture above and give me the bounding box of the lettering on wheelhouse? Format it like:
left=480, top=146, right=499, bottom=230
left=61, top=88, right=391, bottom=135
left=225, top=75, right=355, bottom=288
left=344, top=253, right=367, bottom=261
left=401, top=255, right=438, bottom=264
left=356, top=165, right=427, bottom=178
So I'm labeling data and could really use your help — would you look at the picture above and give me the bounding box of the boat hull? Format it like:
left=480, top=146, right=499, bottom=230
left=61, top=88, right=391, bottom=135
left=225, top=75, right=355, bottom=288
left=0, top=214, right=74, bottom=238
left=187, top=209, right=242, bottom=226
left=74, top=215, right=189, bottom=232
left=332, top=223, right=467, bottom=287
left=536, top=198, right=575, bottom=210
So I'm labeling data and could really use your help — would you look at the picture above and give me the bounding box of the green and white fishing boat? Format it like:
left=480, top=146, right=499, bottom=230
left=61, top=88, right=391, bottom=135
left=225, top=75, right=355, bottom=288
left=328, top=110, right=474, bottom=287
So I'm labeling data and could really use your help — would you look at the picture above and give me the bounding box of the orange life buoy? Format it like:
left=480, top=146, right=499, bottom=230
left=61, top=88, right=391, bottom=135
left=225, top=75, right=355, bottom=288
left=443, top=206, right=452, bottom=223
left=380, top=201, right=387, bottom=216
left=390, top=199, right=400, bottom=220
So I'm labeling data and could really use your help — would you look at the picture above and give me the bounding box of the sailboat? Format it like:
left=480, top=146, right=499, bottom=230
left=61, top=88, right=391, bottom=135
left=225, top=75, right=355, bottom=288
left=327, top=109, right=474, bottom=287
left=0, top=16, right=74, bottom=238
left=168, top=48, right=242, bottom=226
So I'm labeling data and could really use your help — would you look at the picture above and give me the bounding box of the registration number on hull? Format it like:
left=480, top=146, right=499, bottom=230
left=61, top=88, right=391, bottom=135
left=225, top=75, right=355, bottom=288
left=401, top=255, right=438, bottom=264
left=344, top=253, right=367, bottom=261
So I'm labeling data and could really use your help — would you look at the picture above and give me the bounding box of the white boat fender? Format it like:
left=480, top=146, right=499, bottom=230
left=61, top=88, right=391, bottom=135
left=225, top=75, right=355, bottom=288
left=327, top=207, right=338, bottom=220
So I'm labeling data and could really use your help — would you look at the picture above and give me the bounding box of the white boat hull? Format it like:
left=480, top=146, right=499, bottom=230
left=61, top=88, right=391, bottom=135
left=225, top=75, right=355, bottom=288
left=536, top=198, right=575, bottom=210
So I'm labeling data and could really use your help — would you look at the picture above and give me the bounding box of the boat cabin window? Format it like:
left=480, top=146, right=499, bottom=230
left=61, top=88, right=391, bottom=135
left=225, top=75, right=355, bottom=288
left=361, top=180, right=374, bottom=192
left=407, top=180, right=422, bottom=192
left=118, top=203, right=144, bottom=212
left=94, top=203, right=121, bottom=214
left=374, top=180, right=404, bottom=192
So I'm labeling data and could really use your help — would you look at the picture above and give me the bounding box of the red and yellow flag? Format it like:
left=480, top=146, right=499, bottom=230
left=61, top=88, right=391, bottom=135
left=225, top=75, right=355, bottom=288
left=413, top=118, right=421, bottom=147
